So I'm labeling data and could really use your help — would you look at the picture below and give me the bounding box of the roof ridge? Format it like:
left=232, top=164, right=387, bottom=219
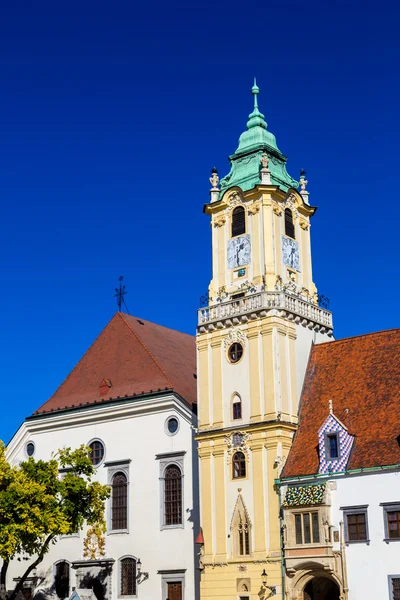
left=315, top=327, right=400, bottom=349
left=34, top=312, right=118, bottom=414
left=117, top=312, right=173, bottom=389
left=120, top=312, right=194, bottom=339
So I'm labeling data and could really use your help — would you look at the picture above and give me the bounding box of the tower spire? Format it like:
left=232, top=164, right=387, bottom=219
left=247, top=78, right=267, bottom=130
left=252, top=77, right=259, bottom=109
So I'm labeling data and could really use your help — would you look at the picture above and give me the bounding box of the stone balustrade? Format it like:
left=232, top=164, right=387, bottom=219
left=197, top=291, right=333, bottom=332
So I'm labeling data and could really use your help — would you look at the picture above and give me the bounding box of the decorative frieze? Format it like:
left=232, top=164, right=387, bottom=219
left=283, top=484, right=326, bottom=507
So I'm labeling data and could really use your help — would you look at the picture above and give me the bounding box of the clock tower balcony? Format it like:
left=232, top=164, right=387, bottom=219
left=197, top=290, right=333, bottom=334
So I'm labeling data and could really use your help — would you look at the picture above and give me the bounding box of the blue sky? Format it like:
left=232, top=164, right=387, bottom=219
left=1, top=0, right=399, bottom=442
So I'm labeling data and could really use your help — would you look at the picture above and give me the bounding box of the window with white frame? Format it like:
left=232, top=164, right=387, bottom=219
left=120, top=557, right=137, bottom=597
left=112, top=472, right=128, bottom=530
left=156, top=451, right=185, bottom=529
left=106, top=460, right=130, bottom=533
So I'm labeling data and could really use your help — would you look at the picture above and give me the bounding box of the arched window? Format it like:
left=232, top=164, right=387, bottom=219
left=231, top=206, right=246, bottom=237
left=55, top=561, right=70, bottom=599
left=285, top=208, right=295, bottom=239
left=232, top=394, right=242, bottom=420
left=232, top=451, right=246, bottom=479
left=238, top=517, right=250, bottom=555
left=112, top=472, right=128, bottom=530
left=164, top=464, right=182, bottom=525
left=120, top=557, right=137, bottom=596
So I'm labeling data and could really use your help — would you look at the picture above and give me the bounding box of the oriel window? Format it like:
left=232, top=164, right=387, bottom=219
left=284, top=208, right=295, bottom=239
left=294, top=512, right=320, bottom=544
left=232, top=206, right=246, bottom=237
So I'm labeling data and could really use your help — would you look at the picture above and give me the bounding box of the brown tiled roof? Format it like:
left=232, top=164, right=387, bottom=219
left=34, top=312, right=196, bottom=414
left=282, top=329, right=400, bottom=478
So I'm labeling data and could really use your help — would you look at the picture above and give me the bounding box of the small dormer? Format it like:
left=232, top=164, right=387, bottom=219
left=318, top=401, right=354, bottom=474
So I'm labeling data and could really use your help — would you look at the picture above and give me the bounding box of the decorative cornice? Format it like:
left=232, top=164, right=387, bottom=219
left=155, top=451, right=186, bottom=460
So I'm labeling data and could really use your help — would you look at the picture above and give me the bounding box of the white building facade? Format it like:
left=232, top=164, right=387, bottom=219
left=6, top=312, right=200, bottom=600
left=279, top=329, right=400, bottom=600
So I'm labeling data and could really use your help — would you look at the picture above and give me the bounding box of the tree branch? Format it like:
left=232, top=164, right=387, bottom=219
left=8, top=535, right=55, bottom=600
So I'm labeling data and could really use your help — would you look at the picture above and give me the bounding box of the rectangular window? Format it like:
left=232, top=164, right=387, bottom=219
left=347, top=513, right=367, bottom=541
left=294, top=512, right=320, bottom=545
left=295, top=514, right=302, bottom=544
left=312, top=513, right=320, bottom=543
left=233, top=402, right=242, bottom=420
left=387, top=511, right=400, bottom=539
left=327, top=433, right=339, bottom=459
left=303, top=513, right=311, bottom=544
left=382, top=503, right=400, bottom=541
left=342, top=505, right=369, bottom=543
left=389, top=576, right=400, bottom=600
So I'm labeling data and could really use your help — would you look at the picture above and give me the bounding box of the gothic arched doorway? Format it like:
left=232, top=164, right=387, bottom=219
left=303, top=576, right=340, bottom=600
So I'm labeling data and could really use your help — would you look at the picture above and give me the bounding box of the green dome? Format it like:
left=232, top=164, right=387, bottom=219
left=219, top=80, right=298, bottom=196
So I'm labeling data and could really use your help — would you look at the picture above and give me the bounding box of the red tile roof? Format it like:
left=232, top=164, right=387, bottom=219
left=282, top=329, right=400, bottom=478
left=34, top=312, right=197, bottom=414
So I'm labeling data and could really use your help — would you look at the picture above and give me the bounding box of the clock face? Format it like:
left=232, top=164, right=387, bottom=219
left=282, top=236, right=300, bottom=271
left=227, top=234, right=251, bottom=269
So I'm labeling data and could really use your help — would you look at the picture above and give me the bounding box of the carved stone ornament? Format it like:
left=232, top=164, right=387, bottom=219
left=228, top=190, right=244, bottom=209
left=225, top=431, right=251, bottom=462
left=283, top=193, right=299, bottom=218
left=260, top=152, right=269, bottom=169
left=209, top=170, right=220, bottom=190
left=223, top=328, right=247, bottom=349
left=272, top=201, right=283, bottom=217
left=299, top=216, right=309, bottom=230
left=248, top=203, right=260, bottom=216
left=213, top=215, right=226, bottom=228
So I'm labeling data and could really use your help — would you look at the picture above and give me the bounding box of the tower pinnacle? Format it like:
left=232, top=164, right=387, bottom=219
left=247, top=79, right=267, bottom=130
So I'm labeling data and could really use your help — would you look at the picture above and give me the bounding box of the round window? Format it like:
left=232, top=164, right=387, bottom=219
left=228, top=342, right=243, bottom=363
left=26, top=442, right=35, bottom=457
left=167, top=417, right=179, bottom=435
left=88, top=440, right=105, bottom=466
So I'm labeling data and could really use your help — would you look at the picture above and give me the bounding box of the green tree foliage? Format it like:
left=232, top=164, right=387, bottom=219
left=0, top=443, right=110, bottom=600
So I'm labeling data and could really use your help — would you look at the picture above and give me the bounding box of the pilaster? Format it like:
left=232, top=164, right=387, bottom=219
left=210, top=336, right=223, bottom=427
left=197, top=336, right=210, bottom=427
left=261, top=324, right=275, bottom=420
left=251, top=435, right=267, bottom=557
left=212, top=443, right=227, bottom=561
left=198, top=443, right=214, bottom=558
left=248, top=325, right=262, bottom=422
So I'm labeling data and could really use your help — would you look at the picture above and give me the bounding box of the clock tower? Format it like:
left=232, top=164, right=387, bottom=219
left=196, top=82, right=333, bottom=600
